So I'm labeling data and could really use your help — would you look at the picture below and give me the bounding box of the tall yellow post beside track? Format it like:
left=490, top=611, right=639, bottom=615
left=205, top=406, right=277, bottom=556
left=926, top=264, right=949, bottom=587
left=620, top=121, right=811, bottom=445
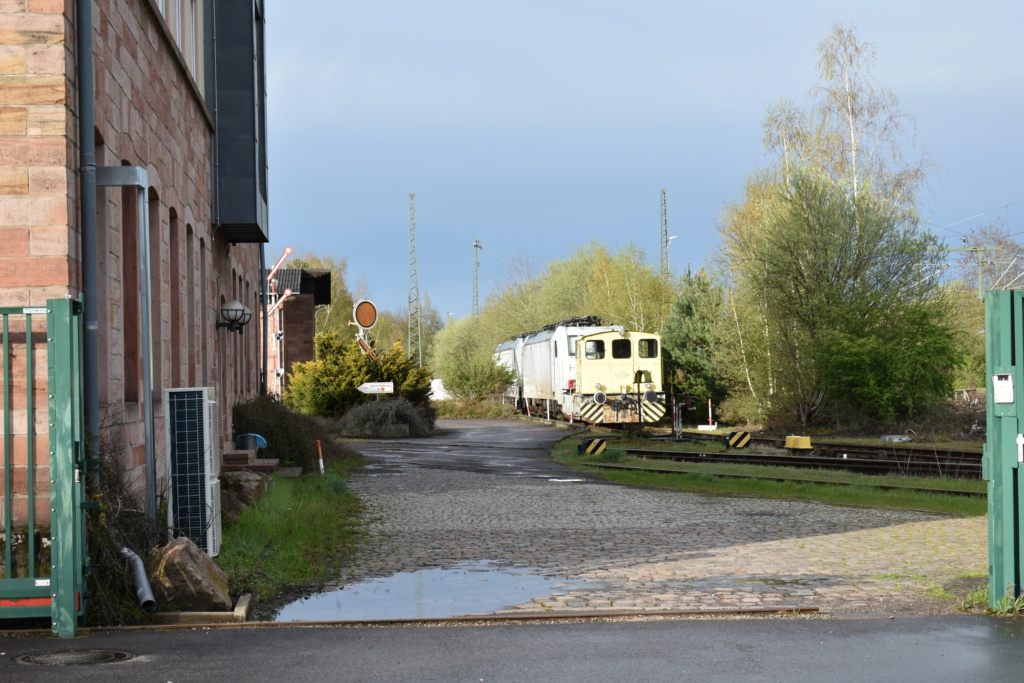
left=985, top=290, right=1024, bottom=608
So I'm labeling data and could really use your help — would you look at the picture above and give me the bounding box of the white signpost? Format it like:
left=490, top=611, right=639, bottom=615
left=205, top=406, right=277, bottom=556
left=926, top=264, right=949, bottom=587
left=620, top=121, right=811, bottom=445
left=358, top=382, right=394, bottom=394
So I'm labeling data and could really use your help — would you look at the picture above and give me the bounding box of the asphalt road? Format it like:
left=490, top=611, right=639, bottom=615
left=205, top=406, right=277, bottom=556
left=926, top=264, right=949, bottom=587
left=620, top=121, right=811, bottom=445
left=351, top=418, right=596, bottom=479
left=3, top=616, right=1023, bottom=681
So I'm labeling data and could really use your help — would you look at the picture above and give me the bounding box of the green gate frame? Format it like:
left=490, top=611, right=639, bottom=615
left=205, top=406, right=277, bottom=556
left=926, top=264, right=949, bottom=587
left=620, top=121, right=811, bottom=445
left=0, top=298, right=88, bottom=636
left=985, top=290, right=1024, bottom=608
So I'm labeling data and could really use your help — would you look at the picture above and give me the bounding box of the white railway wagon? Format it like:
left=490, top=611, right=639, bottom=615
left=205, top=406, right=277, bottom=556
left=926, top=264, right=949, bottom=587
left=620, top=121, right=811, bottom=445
left=494, top=316, right=664, bottom=423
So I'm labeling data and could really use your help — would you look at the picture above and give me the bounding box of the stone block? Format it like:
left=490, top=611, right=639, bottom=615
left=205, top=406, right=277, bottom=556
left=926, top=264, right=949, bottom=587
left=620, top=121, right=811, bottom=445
left=0, top=15, right=65, bottom=46
left=146, top=537, right=232, bottom=612
left=0, top=255, right=69, bottom=287
left=0, top=166, right=29, bottom=194
left=27, top=165, right=66, bottom=193
left=26, top=45, right=62, bottom=75
left=0, top=46, right=27, bottom=75
left=25, top=104, right=64, bottom=135
left=30, top=225, right=68, bottom=255
left=0, top=74, right=66, bottom=106
left=0, top=227, right=30, bottom=255
left=0, top=194, right=67, bottom=225
left=0, top=107, right=28, bottom=135
left=27, top=0, right=69, bottom=13
left=0, top=135, right=66, bottom=165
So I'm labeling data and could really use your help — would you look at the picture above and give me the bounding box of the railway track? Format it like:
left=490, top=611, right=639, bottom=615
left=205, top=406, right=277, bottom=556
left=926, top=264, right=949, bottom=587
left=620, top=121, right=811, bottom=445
left=623, top=447, right=983, bottom=479
left=584, top=462, right=986, bottom=497
left=664, top=431, right=983, bottom=464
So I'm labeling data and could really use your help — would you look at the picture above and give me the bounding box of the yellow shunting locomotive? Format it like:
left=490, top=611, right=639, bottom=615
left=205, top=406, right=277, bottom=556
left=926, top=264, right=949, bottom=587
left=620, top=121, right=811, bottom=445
left=494, top=316, right=666, bottom=425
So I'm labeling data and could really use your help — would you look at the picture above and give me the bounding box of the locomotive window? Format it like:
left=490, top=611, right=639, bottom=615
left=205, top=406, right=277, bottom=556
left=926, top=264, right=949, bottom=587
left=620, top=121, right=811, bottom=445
left=567, top=336, right=578, bottom=356
left=585, top=340, right=605, bottom=359
left=553, top=341, right=557, bottom=357
left=612, top=339, right=631, bottom=359
left=639, top=339, right=658, bottom=358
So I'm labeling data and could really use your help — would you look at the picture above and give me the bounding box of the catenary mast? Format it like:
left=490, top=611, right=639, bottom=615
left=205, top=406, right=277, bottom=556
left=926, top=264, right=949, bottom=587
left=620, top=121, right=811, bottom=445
left=408, top=193, right=422, bottom=366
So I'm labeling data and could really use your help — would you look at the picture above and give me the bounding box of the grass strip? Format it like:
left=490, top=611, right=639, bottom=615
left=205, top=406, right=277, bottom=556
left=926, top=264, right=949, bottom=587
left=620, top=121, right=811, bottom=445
left=218, top=466, right=363, bottom=603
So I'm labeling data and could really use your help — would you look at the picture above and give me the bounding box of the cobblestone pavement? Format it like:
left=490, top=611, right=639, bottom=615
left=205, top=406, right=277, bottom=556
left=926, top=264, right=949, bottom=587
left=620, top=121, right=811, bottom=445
left=334, top=421, right=987, bottom=618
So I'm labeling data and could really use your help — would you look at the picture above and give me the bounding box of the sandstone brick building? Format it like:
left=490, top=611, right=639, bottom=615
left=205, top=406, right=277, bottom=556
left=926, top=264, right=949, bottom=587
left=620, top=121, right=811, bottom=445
left=1, top=0, right=269, bottom=510
left=266, top=267, right=331, bottom=396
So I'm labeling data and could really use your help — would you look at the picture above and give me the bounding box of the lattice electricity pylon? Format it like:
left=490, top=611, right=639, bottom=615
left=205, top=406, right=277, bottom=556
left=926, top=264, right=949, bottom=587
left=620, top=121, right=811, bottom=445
left=408, top=193, right=422, bottom=366
left=660, top=188, right=669, bottom=278
left=472, top=238, right=482, bottom=316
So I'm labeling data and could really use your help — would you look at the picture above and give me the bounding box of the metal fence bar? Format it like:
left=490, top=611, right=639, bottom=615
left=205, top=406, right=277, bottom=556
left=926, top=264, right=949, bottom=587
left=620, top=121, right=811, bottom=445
left=0, top=306, right=51, bottom=618
left=0, top=301, right=86, bottom=634
left=25, top=311, right=36, bottom=578
left=48, top=298, right=83, bottom=636
left=2, top=314, right=10, bottom=579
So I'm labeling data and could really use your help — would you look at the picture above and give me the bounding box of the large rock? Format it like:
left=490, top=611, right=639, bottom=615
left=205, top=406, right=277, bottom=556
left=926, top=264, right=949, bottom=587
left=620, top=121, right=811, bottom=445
left=146, top=537, right=232, bottom=612
left=220, top=470, right=272, bottom=523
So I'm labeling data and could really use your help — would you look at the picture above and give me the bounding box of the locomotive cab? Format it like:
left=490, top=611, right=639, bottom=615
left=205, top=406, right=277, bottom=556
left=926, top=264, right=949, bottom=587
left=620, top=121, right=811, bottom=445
left=574, top=329, right=665, bottom=424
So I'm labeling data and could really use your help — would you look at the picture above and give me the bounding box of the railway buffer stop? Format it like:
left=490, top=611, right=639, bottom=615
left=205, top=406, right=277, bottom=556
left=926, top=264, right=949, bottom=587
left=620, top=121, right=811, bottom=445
left=985, top=290, right=1024, bottom=609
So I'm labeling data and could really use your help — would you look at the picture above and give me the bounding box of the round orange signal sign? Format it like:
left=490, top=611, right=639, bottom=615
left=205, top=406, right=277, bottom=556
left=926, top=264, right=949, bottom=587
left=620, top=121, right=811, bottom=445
left=353, top=299, right=378, bottom=329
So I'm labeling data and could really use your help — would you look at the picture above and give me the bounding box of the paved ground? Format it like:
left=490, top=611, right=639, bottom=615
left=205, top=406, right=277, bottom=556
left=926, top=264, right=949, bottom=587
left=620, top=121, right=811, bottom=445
left=322, top=419, right=987, bottom=618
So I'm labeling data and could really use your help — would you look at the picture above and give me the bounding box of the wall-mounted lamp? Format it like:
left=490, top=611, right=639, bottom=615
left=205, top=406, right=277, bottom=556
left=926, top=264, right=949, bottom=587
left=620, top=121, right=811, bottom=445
left=217, top=299, right=253, bottom=334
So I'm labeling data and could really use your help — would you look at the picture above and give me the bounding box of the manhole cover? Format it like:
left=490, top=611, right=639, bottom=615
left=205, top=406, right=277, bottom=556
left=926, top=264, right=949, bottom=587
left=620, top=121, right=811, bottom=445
left=16, top=650, right=136, bottom=665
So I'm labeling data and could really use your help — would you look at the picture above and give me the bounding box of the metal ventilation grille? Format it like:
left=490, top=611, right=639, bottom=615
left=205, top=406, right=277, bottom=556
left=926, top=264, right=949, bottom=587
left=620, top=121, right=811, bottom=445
left=165, top=388, right=221, bottom=556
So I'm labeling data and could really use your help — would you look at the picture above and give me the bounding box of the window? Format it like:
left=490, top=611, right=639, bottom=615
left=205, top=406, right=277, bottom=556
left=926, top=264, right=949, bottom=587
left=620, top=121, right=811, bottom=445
left=567, top=335, right=578, bottom=356
left=612, top=339, right=631, bottom=359
left=122, top=183, right=140, bottom=403
left=585, top=340, right=605, bottom=360
left=553, top=341, right=557, bottom=357
left=639, top=338, right=658, bottom=358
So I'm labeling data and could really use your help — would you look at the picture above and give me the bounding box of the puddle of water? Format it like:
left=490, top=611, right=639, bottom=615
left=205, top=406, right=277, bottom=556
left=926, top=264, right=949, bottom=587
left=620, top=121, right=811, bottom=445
left=274, top=562, right=585, bottom=622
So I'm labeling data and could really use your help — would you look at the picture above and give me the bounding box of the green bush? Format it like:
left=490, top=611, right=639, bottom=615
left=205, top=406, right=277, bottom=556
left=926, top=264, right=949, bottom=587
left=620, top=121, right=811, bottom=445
left=233, top=394, right=364, bottom=472
left=285, top=334, right=432, bottom=417
left=339, top=396, right=435, bottom=437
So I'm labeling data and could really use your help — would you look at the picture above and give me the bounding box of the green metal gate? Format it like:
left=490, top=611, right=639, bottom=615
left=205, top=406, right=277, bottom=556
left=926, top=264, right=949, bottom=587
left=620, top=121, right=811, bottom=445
left=0, top=298, right=88, bottom=636
left=985, top=291, right=1024, bottom=608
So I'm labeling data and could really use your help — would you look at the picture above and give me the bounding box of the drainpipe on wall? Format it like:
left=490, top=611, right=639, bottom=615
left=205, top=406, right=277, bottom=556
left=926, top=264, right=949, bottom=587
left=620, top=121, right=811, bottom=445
left=77, top=0, right=100, bottom=478
left=261, top=244, right=268, bottom=394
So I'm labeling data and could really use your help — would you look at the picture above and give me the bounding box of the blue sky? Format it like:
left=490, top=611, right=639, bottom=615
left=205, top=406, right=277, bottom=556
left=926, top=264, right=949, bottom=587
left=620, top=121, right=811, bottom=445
left=265, top=1, right=1023, bottom=320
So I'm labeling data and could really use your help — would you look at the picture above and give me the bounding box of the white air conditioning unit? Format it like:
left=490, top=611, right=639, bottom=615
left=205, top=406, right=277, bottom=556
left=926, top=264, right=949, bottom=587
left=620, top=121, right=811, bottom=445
left=165, top=387, right=222, bottom=557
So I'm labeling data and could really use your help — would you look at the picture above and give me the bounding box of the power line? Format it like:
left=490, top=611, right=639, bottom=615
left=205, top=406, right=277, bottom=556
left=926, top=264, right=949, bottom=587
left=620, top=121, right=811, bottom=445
left=929, top=196, right=1024, bottom=235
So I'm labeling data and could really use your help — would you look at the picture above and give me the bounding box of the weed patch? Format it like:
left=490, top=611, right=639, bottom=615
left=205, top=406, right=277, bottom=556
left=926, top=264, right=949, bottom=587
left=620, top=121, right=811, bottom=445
left=218, top=468, right=363, bottom=603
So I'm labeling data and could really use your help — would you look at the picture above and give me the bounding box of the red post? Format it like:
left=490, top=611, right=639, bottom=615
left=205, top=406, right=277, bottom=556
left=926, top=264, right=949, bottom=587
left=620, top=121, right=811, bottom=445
left=316, top=439, right=324, bottom=475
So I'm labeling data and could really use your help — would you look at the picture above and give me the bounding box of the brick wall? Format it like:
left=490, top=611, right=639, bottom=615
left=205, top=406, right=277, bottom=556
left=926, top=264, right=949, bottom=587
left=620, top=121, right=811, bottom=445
left=0, top=0, right=75, bottom=307
left=0, top=0, right=263, bottom=506
left=282, top=293, right=317, bottom=384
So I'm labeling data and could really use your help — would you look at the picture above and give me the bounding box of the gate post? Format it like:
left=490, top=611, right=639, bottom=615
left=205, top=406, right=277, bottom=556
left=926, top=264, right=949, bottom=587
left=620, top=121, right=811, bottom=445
left=47, top=298, right=87, bottom=636
left=985, top=290, right=1024, bottom=608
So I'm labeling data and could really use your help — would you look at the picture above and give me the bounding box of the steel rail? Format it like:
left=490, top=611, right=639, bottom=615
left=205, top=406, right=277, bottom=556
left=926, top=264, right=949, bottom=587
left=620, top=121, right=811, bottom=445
left=623, top=448, right=982, bottom=479
left=586, top=463, right=986, bottom=497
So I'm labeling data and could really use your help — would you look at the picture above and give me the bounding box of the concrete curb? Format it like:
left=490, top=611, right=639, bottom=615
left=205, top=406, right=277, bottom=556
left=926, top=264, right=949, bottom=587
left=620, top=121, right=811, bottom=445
left=146, top=593, right=253, bottom=625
